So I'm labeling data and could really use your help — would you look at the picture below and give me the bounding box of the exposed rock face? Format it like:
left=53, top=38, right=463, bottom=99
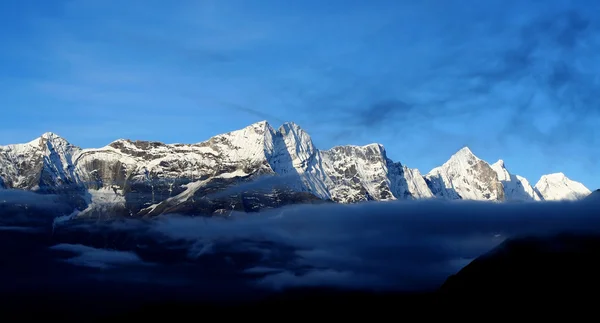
left=0, top=133, right=80, bottom=191
left=491, top=160, right=542, bottom=201
left=388, top=162, right=433, bottom=200
left=425, top=147, right=505, bottom=201
left=319, top=144, right=392, bottom=203
left=0, top=122, right=591, bottom=217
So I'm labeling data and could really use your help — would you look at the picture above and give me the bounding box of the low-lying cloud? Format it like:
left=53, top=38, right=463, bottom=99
left=6, top=193, right=600, bottom=293
left=141, top=198, right=600, bottom=291
left=50, top=243, right=151, bottom=269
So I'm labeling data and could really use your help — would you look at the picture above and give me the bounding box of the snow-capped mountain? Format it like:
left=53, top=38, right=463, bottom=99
left=424, top=147, right=504, bottom=201
left=491, top=160, right=542, bottom=201
left=0, top=121, right=592, bottom=216
left=0, top=132, right=80, bottom=190
left=534, top=173, right=591, bottom=201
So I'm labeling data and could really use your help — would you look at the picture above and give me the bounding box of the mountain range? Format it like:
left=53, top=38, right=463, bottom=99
left=0, top=121, right=592, bottom=217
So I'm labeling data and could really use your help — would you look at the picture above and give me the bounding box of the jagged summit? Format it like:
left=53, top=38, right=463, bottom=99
left=41, top=132, right=62, bottom=140
left=248, top=120, right=271, bottom=130
left=432, top=146, right=481, bottom=173
left=493, top=159, right=505, bottom=168
left=0, top=120, right=592, bottom=216
left=277, top=121, right=306, bottom=135
left=450, top=146, right=479, bottom=159
left=254, top=120, right=270, bottom=126
left=426, top=146, right=504, bottom=201
left=458, top=146, right=473, bottom=153
left=18, top=132, right=71, bottom=147
left=328, top=143, right=385, bottom=151
left=365, top=143, right=385, bottom=150
left=279, top=121, right=300, bottom=128
left=490, top=158, right=541, bottom=201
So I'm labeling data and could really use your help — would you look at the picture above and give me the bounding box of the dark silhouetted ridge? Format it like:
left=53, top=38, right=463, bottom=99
left=440, top=233, right=600, bottom=307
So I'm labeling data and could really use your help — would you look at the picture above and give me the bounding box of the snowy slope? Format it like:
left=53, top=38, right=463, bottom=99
left=534, top=173, right=591, bottom=201
left=73, top=120, right=274, bottom=189
left=319, top=144, right=392, bottom=202
left=267, top=122, right=331, bottom=199
left=388, top=162, right=434, bottom=200
left=425, top=147, right=504, bottom=201
left=0, top=132, right=80, bottom=190
left=491, top=160, right=542, bottom=201
left=0, top=122, right=592, bottom=217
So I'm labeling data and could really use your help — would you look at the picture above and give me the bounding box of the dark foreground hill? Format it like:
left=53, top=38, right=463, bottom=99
left=440, top=233, right=600, bottom=297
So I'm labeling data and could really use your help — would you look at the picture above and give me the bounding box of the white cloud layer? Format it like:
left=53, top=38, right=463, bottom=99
left=141, top=198, right=600, bottom=291
left=5, top=188, right=599, bottom=292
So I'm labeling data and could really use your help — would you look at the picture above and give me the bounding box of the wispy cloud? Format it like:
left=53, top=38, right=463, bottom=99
left=50, top=243, right=152, bottom=269
left=281, top=5, right=600, bottom=145
left=2, top=0, right=599, bottom=188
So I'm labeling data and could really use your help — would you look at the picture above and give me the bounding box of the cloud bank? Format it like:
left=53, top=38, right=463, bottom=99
left=49, top=197, right=599, bottom=292
left=4, top=188, right=600, bottom=293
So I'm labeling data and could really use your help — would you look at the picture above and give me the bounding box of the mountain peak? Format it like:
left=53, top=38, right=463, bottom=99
left=239, top=120, right=273, bottom=135
left=39, top=132, right=70, bottom=144
left=540, top=172, right=567, bottom=181
left=493, top=159, right=505, bottom=168
left=41, top=132, right=61, bottom=139
left=250, top=120, right=270, bottom=128
left=365, top=143, right=386, bottom=152
left=278, top=121, right=304, bottom=134
left=455, top=146, right=474, bottom=156
left=281, top=121, right=299, bottom=127
left=535, top=172, right=591, bottom=201
left=30, top=132, right=71, bottom=146
left=449, top=146, right=479, bottom=163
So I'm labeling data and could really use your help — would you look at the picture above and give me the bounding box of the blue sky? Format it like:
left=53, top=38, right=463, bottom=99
left=1, top=0, right=599, bottom=189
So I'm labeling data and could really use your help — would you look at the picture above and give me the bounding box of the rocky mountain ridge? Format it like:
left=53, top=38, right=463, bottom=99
left=0, top=121, right=592, bottom=217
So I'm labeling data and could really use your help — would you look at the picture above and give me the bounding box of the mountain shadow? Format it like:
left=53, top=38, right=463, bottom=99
left=499, top=173, right=538, bottom=201
left=423, top=173, right=461, bottom=199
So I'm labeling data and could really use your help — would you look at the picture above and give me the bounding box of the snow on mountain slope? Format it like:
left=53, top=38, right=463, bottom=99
left=268, top=125, right=435, bottom=203
left=73, top=120, right=274, bottom=191
left=319, top=144, right=395, bottom=203
left=534, top=173, right=591, bottom=201
left=0, top=122, right=593, bottom=217
left=72, top=121, right=280, bottom=214
left=425, top=147, right=504, bottom=201
left=305, top=142, right=434, bottom=203
left=77, top=187, right=127, bottom=218
left=0, top=132, right=80, bottom=190
left=388, top=163, right=434, bottom=199
left=491, top=160, right=542, bottom=201
left=267, top=122, right=331, bottom=199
